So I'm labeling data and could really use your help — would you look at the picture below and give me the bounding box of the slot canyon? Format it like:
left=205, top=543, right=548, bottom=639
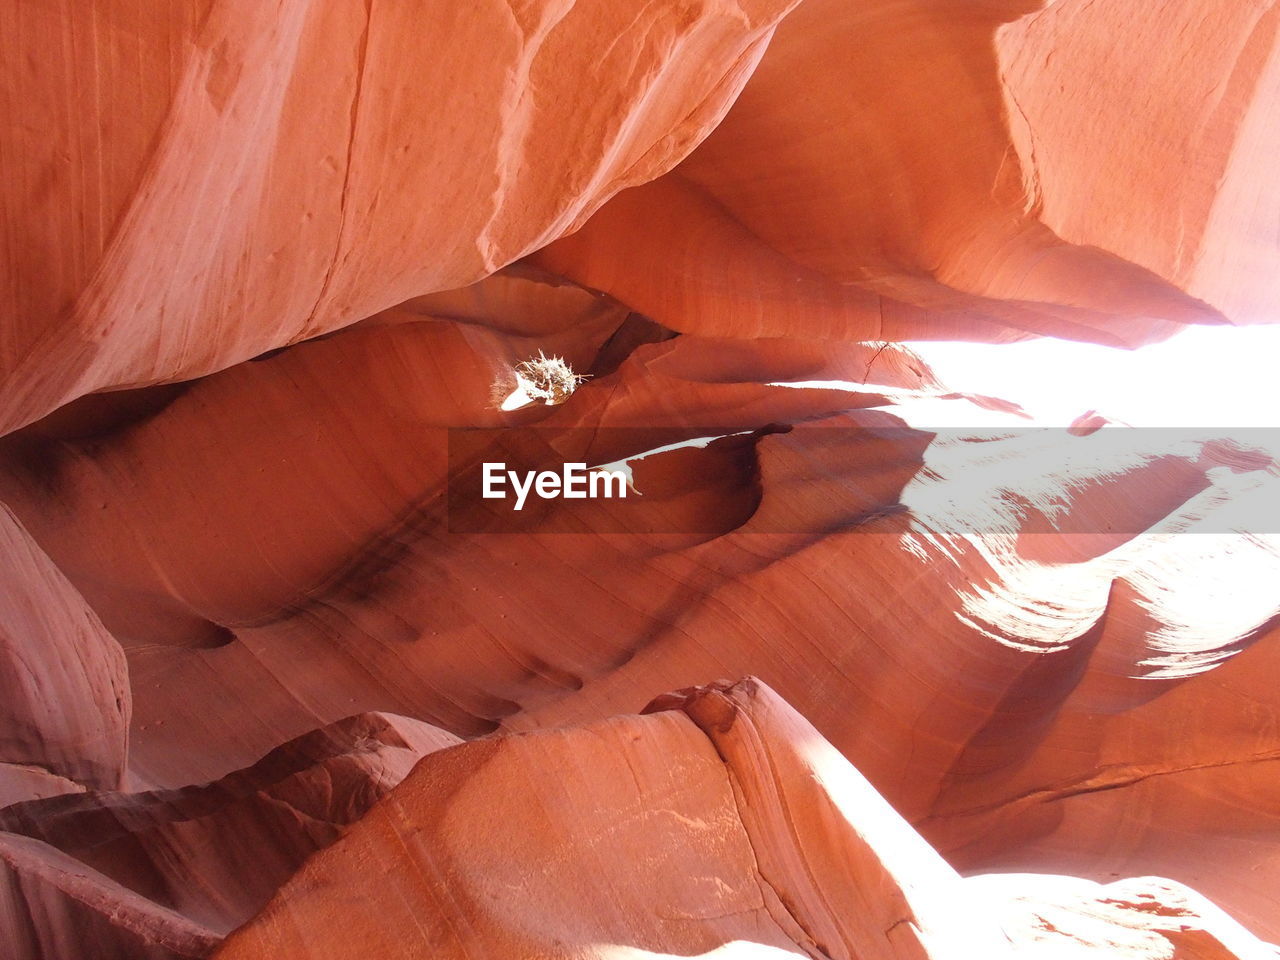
left=2, top=1, right=1280, bottom=957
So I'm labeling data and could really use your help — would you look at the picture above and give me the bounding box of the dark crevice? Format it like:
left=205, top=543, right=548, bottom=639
left=585, top=312, right=679, bottom=379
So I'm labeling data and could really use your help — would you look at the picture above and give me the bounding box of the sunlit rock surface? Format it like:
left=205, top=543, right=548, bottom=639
left=213, top=680, right=1274, bottom=960
left=2, top=0, right=1279, bottom=957
left=0, top=0, right=799, bottom=435
left=537, top=0, right=1280, bottom=347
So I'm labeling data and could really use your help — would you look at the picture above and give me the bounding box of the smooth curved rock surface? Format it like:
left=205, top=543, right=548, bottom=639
left=0, top=711, right=458, bottom=957
left=996, top=0, right=1280, bottom=326
left=2, top=267, right=1278, bottom=940
left=3, top=0, right=1279, bottom=956
left=0, top=504, right=129, bottom=795
left=0, top=830, right=218, bottom=960
left=213, top=679, right=1275, bottom=959
left=0, top=0, right=799, bottom=434
left=535, top=0, right=1278, bottom=347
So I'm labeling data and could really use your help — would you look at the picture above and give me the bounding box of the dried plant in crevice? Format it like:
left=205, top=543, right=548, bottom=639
left=512, top=351, right=589, bottom=406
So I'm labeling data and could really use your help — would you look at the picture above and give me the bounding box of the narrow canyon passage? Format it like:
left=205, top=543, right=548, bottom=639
left=2, top=1, right=1279, bottom=957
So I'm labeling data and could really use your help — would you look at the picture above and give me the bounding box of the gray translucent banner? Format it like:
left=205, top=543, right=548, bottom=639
left=446, top=425, right=1280, bottom=535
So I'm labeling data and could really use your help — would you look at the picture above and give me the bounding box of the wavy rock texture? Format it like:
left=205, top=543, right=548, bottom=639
left=3, top=268, right=1279, bottom=951
left=1, top=0, right=1279, bottom=958
left=0, top=712, right=458, bottom=957
left=0, top=832, right=219, bottom=960
left=0, top=504, right=129, bottom=801
left=535, top=0, right=1279, bottom=347
left=213, top=679, right=1274, bottom=959
left=0, top=0, right=799, bottom=434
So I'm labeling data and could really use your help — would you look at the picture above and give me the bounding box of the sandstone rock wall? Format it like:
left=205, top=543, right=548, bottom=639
left=1, top=0, right=1278, bottom=956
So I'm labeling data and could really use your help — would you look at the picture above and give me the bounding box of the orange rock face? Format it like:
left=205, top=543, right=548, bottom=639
left=0, top=712, right=458, bottom=959
left=535, top=0, right=1278, bottom=347
left=0, top=505, right=129, bottom=798
left=212, top=680, right=1274, bottom=959
left=2, top=0, right=1279, bottom=958
left=0, top=0, right=799, bottom=435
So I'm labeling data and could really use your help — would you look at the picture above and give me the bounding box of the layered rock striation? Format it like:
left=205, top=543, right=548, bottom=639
left=2, top=0, right=1279, bottom=957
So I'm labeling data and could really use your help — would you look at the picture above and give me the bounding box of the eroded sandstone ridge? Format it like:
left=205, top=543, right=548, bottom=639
left=212, top=680, right=1273, bottom=959
left=2, top=0, right=1279, bottom=957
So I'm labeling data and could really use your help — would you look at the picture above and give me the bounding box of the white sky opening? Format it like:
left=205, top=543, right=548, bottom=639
left=906, top=324, right=1280, bottom=428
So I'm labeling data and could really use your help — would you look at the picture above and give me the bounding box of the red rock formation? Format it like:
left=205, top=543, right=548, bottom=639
left=2, top=0, right=1279, bottom=957
left=213, top=680, right=1274, bottom=959
left=0, top=0, right=800, bottom=435
left=0, top=832, right=218, bottom=960
left=0, top=505, right=129, bottom=801
left=535, top=0, right=1278, bottom=347
left=995, top=0, right=1280, bottom=325
left=3, top=267, right=1279, bottom=948
left=0, top=712, right=458, bottom=957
